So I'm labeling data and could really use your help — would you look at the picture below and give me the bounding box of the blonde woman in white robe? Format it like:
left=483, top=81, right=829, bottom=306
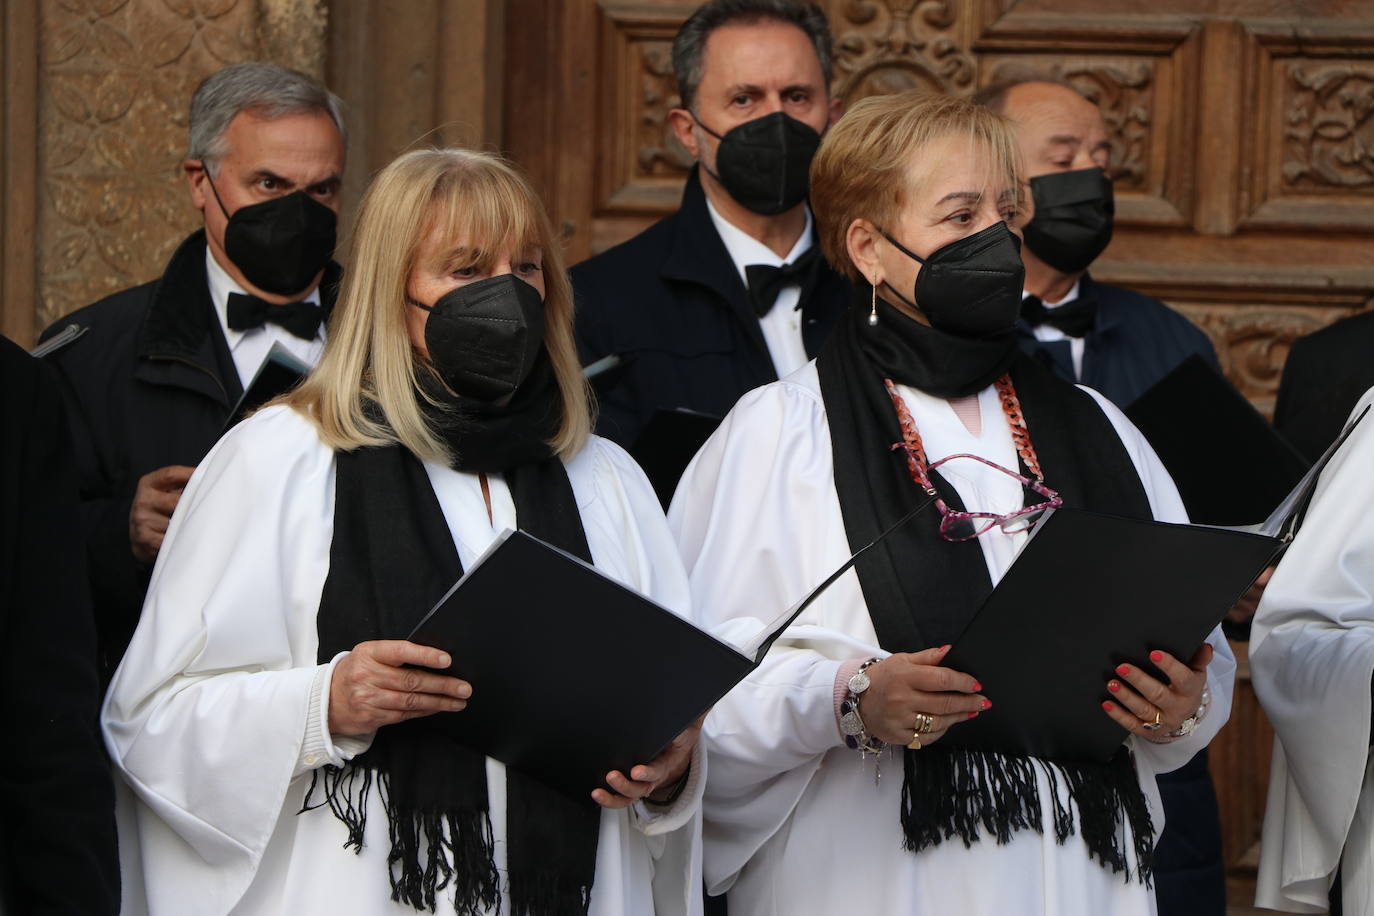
left=672, top=90, right=1233, bottom=916
left=103, top=149, right=704, bottom=916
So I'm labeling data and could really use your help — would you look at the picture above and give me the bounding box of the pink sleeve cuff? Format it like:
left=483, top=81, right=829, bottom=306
left=833, top=658, right=866, bottom=737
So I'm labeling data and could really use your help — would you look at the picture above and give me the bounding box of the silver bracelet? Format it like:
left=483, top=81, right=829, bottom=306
left=1166, top=686, right=1211, bottom=739
left=839, top=658, right=886, bottom=756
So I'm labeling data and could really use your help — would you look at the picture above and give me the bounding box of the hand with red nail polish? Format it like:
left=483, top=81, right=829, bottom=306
left=856, top=644, right=987, bottom=747
left=1101, top=643, right=1215, bottom=743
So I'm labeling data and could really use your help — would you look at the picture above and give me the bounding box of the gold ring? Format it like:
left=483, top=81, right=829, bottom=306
left=907, top=730, right=923, bottom=750
left=913, top=712, right=935, bottom=735
left=1140, top=710, right=1164, bottom=731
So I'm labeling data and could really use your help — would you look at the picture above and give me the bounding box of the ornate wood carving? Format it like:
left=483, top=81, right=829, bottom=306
left=830, top=1, right=975, bottom=104
left=1283, top=64, right=1374, bottom=191
left=635, top=39, right=692, bottom=179
left=37, top=0, right=326, bottom=331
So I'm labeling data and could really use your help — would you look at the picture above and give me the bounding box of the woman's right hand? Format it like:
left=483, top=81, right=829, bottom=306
left=328, top=640, right=472, bottom=737
left=857, top=645, right=988, bottom=747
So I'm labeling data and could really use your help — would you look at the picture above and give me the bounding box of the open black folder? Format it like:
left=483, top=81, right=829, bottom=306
left=1126, top=354, right=1309, bottom=526
left=219, top=342, right=310, bottom=436
left=407, top=500, right=928, bottom=799
left=942, top=405, right=1368, bottom=765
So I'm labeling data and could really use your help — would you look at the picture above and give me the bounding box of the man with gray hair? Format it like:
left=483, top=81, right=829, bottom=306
left=37, top=61, right=347, bottom=681
left=573, top=0, right=853, bottom=458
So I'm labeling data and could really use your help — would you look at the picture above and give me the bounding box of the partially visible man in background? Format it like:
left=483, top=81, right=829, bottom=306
left=573, top=0, right=853, bottom=449
left=37, top=61, right=347, bottom=681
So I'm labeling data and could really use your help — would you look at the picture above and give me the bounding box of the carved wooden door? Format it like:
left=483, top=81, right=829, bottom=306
left=503, top=1, right=1374, bottom=901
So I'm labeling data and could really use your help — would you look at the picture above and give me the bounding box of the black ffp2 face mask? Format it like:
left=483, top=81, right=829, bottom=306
left=880, top=221, right=1027, bottom=339
left=694, top=111, right=822, bottom=215
left=206, top=176, right=338, bottom=297
left=408, top=274, right=546, bottom=403
left=1022, top=167, right=1114, bottom=275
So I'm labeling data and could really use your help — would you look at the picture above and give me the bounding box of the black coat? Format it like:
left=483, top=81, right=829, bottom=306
left=1017, top=274, right=1220, bottom=408
left=571, top=168, right=854, bottom=446
left=37, top=230, right=340, bottom=680
left=1274, top=309, right=1374, bottom=463
left=0, top=335, right=119, bottom=914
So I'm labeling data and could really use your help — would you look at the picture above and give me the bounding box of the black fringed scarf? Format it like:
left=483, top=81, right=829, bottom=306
left=306, top=354, right=601, bottom=915
left=816, top=297, right=1158, bottom=882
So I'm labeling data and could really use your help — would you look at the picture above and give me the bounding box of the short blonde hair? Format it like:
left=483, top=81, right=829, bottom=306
left=809, top=90, right=1022, bottom=282
left=286, top=148, right=592, bottom=463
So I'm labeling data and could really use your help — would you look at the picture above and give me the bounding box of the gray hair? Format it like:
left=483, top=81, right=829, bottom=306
left=973, top=74, right=1091, bottom=115
left=672, top=0, right=833, bottom=113
left=188, top=62, right=346, bottom=174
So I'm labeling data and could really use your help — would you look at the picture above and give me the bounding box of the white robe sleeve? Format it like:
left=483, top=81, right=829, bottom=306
left=1078, top=386, right=1237, bottom=780
left=101, top=406, right=339, bottom=911
left=1250, top=387, right=1374, bottom=913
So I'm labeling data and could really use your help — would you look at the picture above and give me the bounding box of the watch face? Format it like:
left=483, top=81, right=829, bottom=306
left=848, top=670, right=872, bottom=694
left=840, top=710, right=864, bottom=736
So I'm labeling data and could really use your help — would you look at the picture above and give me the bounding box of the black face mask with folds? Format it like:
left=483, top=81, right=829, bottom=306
left=868, top=221, right=1026, bottom=398
left=206, top=176, right=338, bottom=297
left=694, top=111, right=822, bottom=215
left=1022, top=167, right=1115, bottom=275
left=408, top=273, right=546, bottom=404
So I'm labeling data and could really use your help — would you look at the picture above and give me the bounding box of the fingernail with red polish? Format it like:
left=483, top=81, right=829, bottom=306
left=1115, top=664, right=1131, bottom=677
left=981, top=698, right=992, bottom=710
left=1107, top=681, right=1121, bottom=693
left=971, top=680, right=983, bottom=692
left=1149, top=650, right=1163, bottom=663
left=1102, top=701, right=1115, bottom=712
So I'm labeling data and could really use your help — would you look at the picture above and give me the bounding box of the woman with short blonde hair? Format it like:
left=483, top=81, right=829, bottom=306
left=105, top=148, right=704, bottom=916
left=675, top=90, right=1232, bottom=914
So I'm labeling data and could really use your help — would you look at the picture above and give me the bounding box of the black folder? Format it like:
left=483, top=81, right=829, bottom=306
left=1126, top=354, right=1309, bottom=526
left=220, top=342, right=310, bottom=436
left=407, top=498, right=931, bottom=799
left=942, top=405, right=1368, bottom=764
left=628, top=408, right=722, bottom=508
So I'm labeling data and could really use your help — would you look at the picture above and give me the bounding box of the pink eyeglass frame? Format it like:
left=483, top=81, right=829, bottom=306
left=890, top=446, right=1064, bottom=542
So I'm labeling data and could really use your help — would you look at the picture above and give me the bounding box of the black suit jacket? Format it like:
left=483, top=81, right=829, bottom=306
left=571, top=168, right=853, bottom=446
left=1017, top=274, right=1221, bottom=409
left=0, top=336, right=119, bottom=914
left=1274, top=309, right=1374, bottom=463
left=37, top=231, right=340, bottom=680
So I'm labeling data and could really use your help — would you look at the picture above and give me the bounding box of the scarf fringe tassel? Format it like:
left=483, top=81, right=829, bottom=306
left=899, top=746, right=1155, bottom=885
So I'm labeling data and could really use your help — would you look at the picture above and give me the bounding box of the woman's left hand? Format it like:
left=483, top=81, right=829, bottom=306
left=1102, top=643, right=1214, bottom=743
left=592, top=715, right=704, bottom=810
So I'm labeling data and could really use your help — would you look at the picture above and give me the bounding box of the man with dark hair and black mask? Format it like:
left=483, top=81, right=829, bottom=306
left=977, top=78, right=1227, bottom=916
left=572, top=0, right=854, bottom=450
left=36, top=61, right=346, bottom=681
left=976, top=78, right=1220, bottom=408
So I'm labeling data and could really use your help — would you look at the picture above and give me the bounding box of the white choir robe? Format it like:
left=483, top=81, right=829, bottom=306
left=669, top=362, right=1235, bottom=916
left=102, top=405, right=705, bottom=916
left=1251, top=386, right=1374, bottom=914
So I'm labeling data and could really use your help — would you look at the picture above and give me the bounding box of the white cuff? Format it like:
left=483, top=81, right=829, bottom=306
left=294, top=651, right=375, bottom=777
left=631, top=737, right=707, bottom=836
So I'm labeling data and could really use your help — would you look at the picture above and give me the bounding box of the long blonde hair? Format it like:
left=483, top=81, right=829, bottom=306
left=286, top=148, right=592, bottom=462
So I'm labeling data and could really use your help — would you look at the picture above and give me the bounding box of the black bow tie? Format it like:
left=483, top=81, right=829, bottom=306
left=226, top=292, right=324, bottom=340
left=1021, top=291, right=1098, bottom=338
left=744, top=246, right=818, bottom=317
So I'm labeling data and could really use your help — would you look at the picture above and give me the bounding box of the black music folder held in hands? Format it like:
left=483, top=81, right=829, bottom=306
left=1126, top=354, right=1309, bottom=526
left=629, top=408, right=722, bottom=508
left=941, top=405, right=1368, bottom=765
left=407, top=500, right=931, bottom=800
left=220, top=341, right=311, bottom=436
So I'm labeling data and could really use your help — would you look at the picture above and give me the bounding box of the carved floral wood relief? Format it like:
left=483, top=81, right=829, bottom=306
left=1283, top=63, right=1374, bottom=190
left=830, top=0, right=975, bottom=102
left=37, top=0, right=324, bottom=329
